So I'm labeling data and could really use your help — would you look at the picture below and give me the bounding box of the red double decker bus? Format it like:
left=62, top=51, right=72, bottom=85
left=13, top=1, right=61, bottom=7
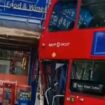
left=39, top=0, right=105, bottom=105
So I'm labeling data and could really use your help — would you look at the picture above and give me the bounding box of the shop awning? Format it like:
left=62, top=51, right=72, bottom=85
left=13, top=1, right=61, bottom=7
left=0, top=27, right=41, bottom=50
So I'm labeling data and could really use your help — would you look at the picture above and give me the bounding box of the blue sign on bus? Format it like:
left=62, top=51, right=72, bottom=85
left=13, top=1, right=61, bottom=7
left=92, top=32, right=105, bottom=55
left=0, top=0, right=49, bottom=31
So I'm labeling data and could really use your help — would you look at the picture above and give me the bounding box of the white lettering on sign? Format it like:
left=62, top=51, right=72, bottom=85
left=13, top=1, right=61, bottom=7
left=0, top=1, right=46, bottom=13
left=48, top=42, right=70, bottom=48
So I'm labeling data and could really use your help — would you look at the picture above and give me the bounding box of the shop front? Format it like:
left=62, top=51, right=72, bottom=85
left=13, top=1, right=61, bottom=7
left=0, top=47, right=37, bottom=105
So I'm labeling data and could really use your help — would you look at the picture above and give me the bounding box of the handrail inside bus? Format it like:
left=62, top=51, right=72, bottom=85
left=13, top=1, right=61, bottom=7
left=52, top=95, right=64, bottom=105
left=45, top=82, right=58, bottom=105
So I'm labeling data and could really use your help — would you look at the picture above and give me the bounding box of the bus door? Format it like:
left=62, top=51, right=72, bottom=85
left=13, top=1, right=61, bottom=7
left=66, top=60, right=105, bottom=105
left=41, top=60, right=68, bottom=105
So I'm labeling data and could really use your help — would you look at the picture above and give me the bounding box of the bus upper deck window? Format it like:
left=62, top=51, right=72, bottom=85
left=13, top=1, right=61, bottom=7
left=49, top=0, right=77, bottom=31
left=78, top=0, right=105, bottom=28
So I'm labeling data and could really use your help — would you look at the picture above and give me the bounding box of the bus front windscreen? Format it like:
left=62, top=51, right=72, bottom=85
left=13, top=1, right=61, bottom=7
left=70, top=60, right=105, bottom=95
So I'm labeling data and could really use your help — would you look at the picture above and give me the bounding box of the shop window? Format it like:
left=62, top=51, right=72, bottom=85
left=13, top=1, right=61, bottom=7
left=0, top=49, right=30, bottom=76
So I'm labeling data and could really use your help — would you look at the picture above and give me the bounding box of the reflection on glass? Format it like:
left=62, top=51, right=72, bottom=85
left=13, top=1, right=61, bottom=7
left=0, top=49, right=30, bottom=76
left=79, top=0, right=105, bottom=28
left=49, top=1, right=77, bottom=31
left=71, top=60, right=105, bottom=95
